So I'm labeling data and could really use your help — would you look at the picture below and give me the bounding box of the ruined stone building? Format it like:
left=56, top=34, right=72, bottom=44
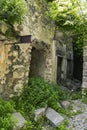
left=0, top=0, right=85, bottom=98
left=82, top=45, right=87, bottom=94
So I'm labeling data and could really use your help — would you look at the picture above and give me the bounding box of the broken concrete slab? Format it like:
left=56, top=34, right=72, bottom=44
left=34, top=107, right=46, bottom=121
left=46, top=108, right=64, bottom=127
left=12, top=112, right=26, bottom=130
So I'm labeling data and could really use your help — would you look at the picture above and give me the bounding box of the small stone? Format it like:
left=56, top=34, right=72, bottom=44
left=73, top=109, right=77, bottom=113
left=12, top=112, right=26, bottom=130
left=34, top=107, right=46, bottom=121
left=14, top=84, right=23, bottom=93
left=61, top=100, right=70, bottom=109
left=46, top=108, right=64, bottom=127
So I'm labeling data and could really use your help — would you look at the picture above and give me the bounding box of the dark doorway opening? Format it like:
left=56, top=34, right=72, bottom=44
left=57, top=56, right=63, bottom=81
left=67, top=59, right=73, bottom=79
left=29, top=47, right=46, bottom=78
left=73, top=37, right=83, bottom=82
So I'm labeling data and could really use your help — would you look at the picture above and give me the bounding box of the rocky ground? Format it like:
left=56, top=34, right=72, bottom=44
left=13, top=98, right=87, bottom=130
left=42, top=100, right=87, bottom=130
left=67, top=100, right=87, bottom=130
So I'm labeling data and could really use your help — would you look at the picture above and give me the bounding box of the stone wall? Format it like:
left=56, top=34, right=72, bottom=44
left=16, top=0, right=55, bottom=44
left=0, top=0, right=55, bottom=98
left=29, top=44, right=55, bottom=83
left=82, top=46, right=87, bottom=95
left=0, top=0, right=74, bottom=98
left=54, top=31, right=73, bottom=82
left=0, top=42, right=32, bottom=98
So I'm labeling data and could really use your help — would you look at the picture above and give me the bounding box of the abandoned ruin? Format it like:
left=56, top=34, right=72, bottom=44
left=0, top=0, right=86, bottom=98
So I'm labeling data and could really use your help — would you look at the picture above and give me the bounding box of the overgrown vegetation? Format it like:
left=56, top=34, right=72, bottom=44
left=12, top=77, right=69, bottom=129
left=0, top=98, right=14, bottom=130
left=82, top=89, right=87, bottom=104
left=0, top=0, right=26, bottom=25
left=45, top=0, right=87, bottom=53
left=0, top=0, right=27, bottom=38
left=0, top=77, right=84, bottom=130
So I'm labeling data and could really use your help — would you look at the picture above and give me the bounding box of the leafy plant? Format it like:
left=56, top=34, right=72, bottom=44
left=13, top=77, right=69, bottom=129
left=0, top=0, right=27, bottom=25
left=71, top=91, right=82, bottom=100
left=45, top=0, right=87, bottom=53
left=0, top=98, right=15, bottom=130
left=0, top=0, right=27, bottom=38
left=82, top=89, right=87, bottom=104
left=57, top=119, right=69, bottom=130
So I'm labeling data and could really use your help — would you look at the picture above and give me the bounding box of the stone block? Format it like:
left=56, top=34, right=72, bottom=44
left=13, top=71, right=24, bottom=79
left=83, top=62, right=87, bottom=68
left=82, top=77, right=87, bottom=82
left=13, top=65, right=25, bottom=70
left=0, top=85, right=3, bottom=94
left=46, top=108, right=64, bottom=127
left=83, top=70, right=87, bottom=76
left=14, top=84, right=23, bottom=93
left=34, top=107, right=46, bottom=121
left=61, top=100, right=70, bottom=109
left=12, top=112, right=26, bottom=130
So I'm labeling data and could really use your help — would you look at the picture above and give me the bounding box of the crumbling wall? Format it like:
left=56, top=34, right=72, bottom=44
left=29, top=44, right=55, bottom=83
left=0, top=43, right=32, bottom=98
left=54, top=31, right=73, bottom=82
left=0, top=0, right=55, bottom=98
left=82, top=46, right=87, bottom=95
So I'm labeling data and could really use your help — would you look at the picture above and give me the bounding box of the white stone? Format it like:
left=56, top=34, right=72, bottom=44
left=12, top=112, right=26, bottom=130
left=13, top=71, right=24, bottom=79
left=13, top=65, right=24, bottom=70
left=61, top=101, right=70, bottom=109
left=14, top=84, right=23, bottom=93
left=46, top=108, right=64, bottom=127
left=34, top=108, right=46, bottom=121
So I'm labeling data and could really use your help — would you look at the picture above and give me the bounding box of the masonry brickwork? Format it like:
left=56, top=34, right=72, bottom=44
left=0, top=0, right=74, bottom=98
left=82, top=46, right=87, bottom=95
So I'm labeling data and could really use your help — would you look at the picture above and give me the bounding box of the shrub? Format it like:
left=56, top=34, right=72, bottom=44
left=0, top=0, right=27, bottom=25
left=14, top=77, right=69, bottom=116
left=0, top=98, right=14, bottom=130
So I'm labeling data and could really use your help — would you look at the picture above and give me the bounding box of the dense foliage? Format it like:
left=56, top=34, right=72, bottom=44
left=13, top=77, right=69, bottom=129
left=14, top=77, right=69, bottom=111
left=0, top=0, right=27, bottom=38
left=46, top=0, right=87, bottom=29
left=45, top=0, right=87, bottom=49
left=0, top=98, right=14, bottom=130
left=0, top=77, right=83, bottom=130
left=0, top=0, right=26, bottom=25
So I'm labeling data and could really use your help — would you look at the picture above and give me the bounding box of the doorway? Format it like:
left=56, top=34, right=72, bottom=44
left=29, top=47, right=46, bottom=78
left=67, top=59, right=73, bottom=79
left=57, top=56, right=63, bottom=81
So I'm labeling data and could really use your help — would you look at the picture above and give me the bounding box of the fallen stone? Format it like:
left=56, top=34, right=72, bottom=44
left=34, top=107, right=46, bottom=121
left=46, top=108, right=64, bottom=127
left=12, top=112, right=26, bottom=130
left=61, top=100, right=70, bottom=109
